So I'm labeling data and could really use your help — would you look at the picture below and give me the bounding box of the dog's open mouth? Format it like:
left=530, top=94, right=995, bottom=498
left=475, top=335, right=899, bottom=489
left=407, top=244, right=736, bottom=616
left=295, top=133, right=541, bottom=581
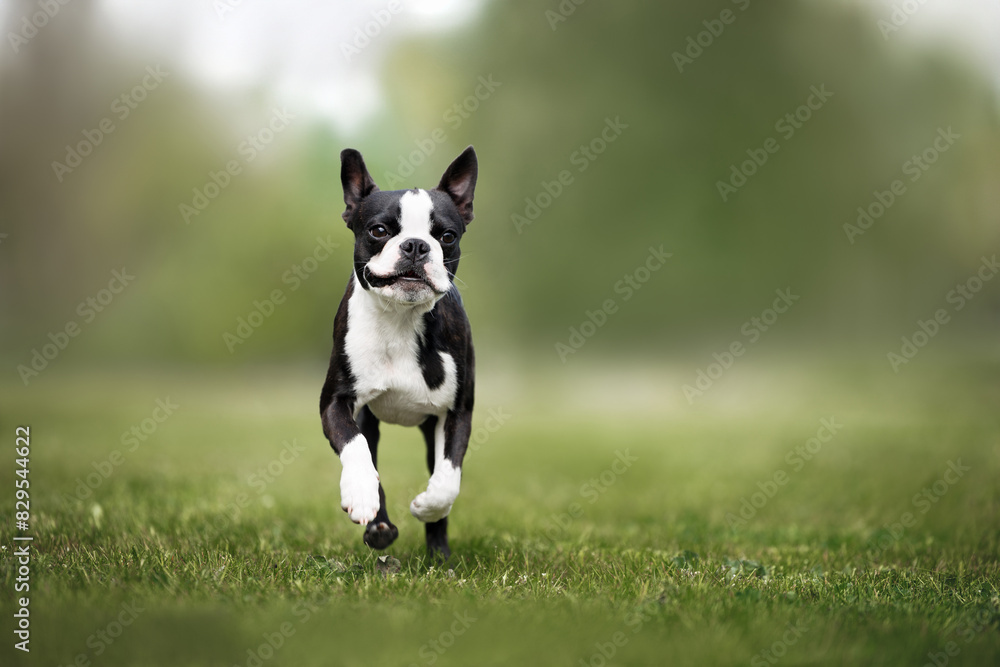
left=396, top=269, right=423, bottom=281
left=365, top=266, right=428, bottom=289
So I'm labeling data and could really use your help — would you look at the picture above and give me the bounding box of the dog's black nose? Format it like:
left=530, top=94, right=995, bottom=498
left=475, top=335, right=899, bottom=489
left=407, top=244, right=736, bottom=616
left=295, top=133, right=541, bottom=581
left=399, top=238, right=431, bottom=262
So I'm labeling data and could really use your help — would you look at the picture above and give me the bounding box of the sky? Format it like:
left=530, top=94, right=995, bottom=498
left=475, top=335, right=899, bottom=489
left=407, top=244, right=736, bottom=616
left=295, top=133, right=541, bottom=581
left=2, top=0, right=997, bottom=135
left=854, top=0, right=1000, bottom=75
left=93, top=0, right=489, bottom=134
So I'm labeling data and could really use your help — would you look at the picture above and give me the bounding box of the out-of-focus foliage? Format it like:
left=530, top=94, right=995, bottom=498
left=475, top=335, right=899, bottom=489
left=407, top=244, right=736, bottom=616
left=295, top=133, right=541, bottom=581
left=1, top=0, right=997, bottom=366
left=382, top=0, right=1000, bottom=357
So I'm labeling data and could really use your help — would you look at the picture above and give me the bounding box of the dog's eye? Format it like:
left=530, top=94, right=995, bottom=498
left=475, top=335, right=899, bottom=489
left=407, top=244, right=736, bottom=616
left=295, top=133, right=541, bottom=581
left=369, top=225, right=389, bottom=239
left=440, top=231, right=457, bottom=245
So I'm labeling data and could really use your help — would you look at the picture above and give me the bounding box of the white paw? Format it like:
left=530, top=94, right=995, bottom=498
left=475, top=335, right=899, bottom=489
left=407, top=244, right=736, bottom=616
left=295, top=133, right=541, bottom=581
left=410, top=463, right=461, bottom=523
left=409, top=490, right=454, bottom=523
left=341, top=467, right=380, bottom=524
left=339, top=436, right=380, bottom=525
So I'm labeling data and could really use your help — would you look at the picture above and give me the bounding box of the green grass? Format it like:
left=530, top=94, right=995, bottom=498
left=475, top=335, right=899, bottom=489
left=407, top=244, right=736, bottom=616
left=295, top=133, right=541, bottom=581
left=1, top=359, right=998, bottom=666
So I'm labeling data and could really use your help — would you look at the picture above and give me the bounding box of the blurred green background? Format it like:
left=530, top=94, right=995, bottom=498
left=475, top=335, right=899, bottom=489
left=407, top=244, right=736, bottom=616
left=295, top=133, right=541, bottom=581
left=2, top=0, right=998, bottom=372
left=2, top=2, right=1000, bottom=666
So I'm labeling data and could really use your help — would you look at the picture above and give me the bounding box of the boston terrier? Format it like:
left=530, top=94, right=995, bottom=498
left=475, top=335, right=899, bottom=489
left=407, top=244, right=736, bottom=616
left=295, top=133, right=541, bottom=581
left=320, top=146, right=478, bottom=560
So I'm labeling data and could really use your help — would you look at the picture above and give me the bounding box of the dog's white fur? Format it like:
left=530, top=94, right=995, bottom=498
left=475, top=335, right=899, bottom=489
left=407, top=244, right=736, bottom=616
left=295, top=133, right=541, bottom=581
left=365, top=190, right=452, bottom=301
left=338, top=434, right=380, bottom=524
left=409, top=414, right=462, bottom=522
left=338, top=188, right=462, bottom=525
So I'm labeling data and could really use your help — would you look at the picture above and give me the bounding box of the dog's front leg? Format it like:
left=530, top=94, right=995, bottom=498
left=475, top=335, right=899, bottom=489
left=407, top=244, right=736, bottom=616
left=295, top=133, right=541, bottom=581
left=321, top=397, right=380, bottom=525
left=410, top=409, right=471, bottom=524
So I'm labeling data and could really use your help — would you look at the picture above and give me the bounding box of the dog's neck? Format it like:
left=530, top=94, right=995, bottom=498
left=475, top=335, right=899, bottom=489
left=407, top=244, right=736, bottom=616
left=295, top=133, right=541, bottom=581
left=351, top=274, right=440, bottom=327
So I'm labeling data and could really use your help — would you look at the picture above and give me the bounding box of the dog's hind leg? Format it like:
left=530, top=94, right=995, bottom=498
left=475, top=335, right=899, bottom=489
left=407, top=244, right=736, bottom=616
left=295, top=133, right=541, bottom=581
left=417, top=415, right=451, bottom=560
left=357, top=405, right=399, bottom=550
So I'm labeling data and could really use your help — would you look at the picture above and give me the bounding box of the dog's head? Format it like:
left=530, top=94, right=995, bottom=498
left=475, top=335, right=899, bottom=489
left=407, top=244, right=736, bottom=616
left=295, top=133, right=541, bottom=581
left=340, top=146, right=477, bottom=306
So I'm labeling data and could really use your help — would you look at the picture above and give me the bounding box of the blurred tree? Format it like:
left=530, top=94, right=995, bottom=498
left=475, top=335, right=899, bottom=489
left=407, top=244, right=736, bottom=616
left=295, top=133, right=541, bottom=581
left=378, top=0, right=1000, bottom=356
left=0, top=0, right=346, bottom=364
left=1, top=0, right=997, bottom=368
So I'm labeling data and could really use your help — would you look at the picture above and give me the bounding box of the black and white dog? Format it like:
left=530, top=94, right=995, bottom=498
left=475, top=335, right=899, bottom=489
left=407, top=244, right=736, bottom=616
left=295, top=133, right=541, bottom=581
left=320, top=146, right=478, bottom=559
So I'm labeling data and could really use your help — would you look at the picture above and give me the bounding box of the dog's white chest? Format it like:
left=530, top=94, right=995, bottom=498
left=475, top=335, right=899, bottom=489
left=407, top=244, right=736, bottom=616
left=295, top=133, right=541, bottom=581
left=344, top=280, right=458, bottom=427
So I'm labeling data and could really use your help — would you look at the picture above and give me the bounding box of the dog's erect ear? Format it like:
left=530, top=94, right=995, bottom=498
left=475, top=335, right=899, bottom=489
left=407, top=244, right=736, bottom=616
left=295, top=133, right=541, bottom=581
left=341, top=149, right=379, bottom=226
left=436, top=146, right=478, bottom=224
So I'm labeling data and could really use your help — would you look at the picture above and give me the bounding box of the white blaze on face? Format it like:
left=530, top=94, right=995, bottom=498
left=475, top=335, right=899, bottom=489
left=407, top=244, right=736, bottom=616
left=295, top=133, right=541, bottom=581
left=366, top=189, right=452, bottom=297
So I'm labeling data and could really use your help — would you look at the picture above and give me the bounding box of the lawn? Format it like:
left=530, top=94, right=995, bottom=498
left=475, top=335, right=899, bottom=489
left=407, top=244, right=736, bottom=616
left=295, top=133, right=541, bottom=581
left=1, top=357, right=998, bottom=666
